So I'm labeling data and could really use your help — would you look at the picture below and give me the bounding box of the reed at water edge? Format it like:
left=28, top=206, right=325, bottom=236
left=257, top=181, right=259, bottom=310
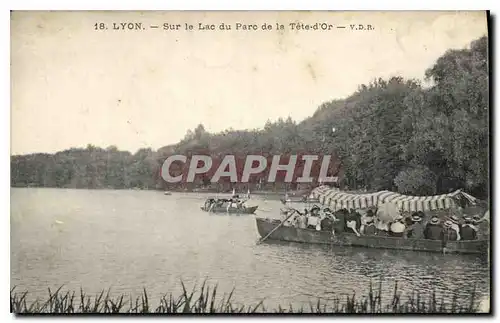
left=10, top=280, right=485, bottom=314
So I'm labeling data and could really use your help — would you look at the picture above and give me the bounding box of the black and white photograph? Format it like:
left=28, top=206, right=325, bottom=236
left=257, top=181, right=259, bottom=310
left=10, top=10, right=491, bottom=314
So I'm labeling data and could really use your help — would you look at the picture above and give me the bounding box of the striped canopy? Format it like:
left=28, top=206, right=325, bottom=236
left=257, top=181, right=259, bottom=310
left=309, top=186, right=479, bottom=213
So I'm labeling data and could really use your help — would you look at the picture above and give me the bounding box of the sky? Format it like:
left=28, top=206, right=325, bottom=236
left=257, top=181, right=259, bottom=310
left=10, top=11, right=488, bottom=155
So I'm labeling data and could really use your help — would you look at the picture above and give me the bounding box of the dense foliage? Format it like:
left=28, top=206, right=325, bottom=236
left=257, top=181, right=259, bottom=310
left=11, top=36, right=489, bottom=198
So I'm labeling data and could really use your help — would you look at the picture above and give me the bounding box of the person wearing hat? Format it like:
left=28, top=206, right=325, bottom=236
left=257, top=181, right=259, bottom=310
left=404, top=212, right=425, bottom=239
left=312, top=205, right=321, bottom=213
left=345, top=209, right=362, bottom=236
left=321, top=207, right=332, bottom=216
left=320, top=210, right=335, bottom=233
left=449, top=215, right=461, bottom=241
left=443, top=219, right=458, bottom=241
left=423, top=216, right=444, bottom=240
left=390, top=215, right=406, bottom=237
left=360, top=209, right=375, bottom=235
left=460, top=216, right=478, bottom=240
left=363, top=215, right=377, bottom=236
left=403, top=214, right=414, bottom=227
left=307, top=206, right=321, bottom=229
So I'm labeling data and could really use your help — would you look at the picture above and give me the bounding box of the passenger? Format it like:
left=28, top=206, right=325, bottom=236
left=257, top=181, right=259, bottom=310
left=208, top=199, right=217, bottom=212
left=283, top=211, right=298, bottom=227
left=360, top=210, right=374, bottom=234
left=460, top=216, right=478, bottom=241
left=320, top=214, right=334, bottom=232
left=226, top=199, right=234, bottom=212
left=363, top=216, right=377, bottom=236
left=390, top=215, right=406, bottom=237
left=204, top=198, right=214, bottom=210
left=320, top=207, right=332, bottom=219
left=443, top=220, right=458, bottom=241
left=473, top=214, right=490, bottom=239
left=449, top=215, right=462, bottom=241
left=404, top=215, right=414, bottom=227
left=310, top=205, right=321, bottom=217
left=333, top=209, right=347, bottom=234
left=296, top=211, right=307, bottom=229
left=417, top=211, right=426, bottom=220
left=423, top=216, right=443, bottom=240
left=318, top=208, right=332, bottom=230
left=375, top=218, right=391, bottom=236
left=404, top=213, right=424, bottom=239
left=345, top=210, right=362, bottom=236
left=307, top=211, right=320, bottom=230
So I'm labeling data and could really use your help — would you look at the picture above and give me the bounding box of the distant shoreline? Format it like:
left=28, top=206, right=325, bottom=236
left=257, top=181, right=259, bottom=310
left=10, top=185, right=293, bottom=196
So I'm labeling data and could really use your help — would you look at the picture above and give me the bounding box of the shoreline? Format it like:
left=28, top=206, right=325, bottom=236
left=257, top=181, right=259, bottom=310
left=10, top=185, right=291, bottom=196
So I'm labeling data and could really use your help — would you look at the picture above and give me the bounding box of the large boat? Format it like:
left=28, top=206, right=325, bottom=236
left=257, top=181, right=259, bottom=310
left=255, top=217, right=489, bottom=255
left=257, top=185, right=489, bottom=255
left=201, top=205, right=258, bottom=214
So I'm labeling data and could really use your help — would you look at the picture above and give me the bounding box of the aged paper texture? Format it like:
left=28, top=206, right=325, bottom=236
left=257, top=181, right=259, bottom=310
left=11, top=11, right=490, bottom=314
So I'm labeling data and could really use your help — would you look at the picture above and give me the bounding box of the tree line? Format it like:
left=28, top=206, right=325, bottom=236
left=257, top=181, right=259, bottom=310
left=11, top=36, right=489, bottom=198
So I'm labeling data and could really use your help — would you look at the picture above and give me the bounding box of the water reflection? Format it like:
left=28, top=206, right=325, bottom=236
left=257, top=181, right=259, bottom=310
left=256, top=240, right=489, bottom=307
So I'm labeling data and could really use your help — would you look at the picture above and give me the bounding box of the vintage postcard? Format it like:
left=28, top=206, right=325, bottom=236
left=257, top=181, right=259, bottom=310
left=10, top=11, right=490, bottom=314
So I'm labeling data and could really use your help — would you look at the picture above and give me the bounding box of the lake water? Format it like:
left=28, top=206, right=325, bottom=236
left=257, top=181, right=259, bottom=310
left=11, top=188, right=490, bottom=310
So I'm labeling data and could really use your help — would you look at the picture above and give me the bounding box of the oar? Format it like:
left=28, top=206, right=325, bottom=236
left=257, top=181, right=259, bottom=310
left=257, top=210, right=297, bottom=245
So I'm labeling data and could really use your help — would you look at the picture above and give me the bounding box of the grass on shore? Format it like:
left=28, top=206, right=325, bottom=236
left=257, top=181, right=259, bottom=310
left=11, top=280, right=483, bottom=314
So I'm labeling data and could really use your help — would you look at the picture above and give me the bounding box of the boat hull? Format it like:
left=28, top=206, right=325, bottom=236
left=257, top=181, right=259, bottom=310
left=255, top=217, right=488, bottom=255
left=201, top=205, right=258, bottom=214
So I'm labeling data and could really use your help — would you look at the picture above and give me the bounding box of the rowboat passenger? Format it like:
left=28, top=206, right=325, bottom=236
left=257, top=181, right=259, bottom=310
left=404, top=213, right=424, bottom=239
left=460, top=216, right=478, bottom=240
left=204, top=198, right=215, bottom=210
left=423, top=216, right=443, bottom=240
left=209, top=201, right=216, bottom=212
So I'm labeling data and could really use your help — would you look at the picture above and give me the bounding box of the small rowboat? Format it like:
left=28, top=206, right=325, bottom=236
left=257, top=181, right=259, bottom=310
left=280, top=196, right=320, bottom=204
left=255, top=217, right=489, bottom=255
left=201, top=205, right=258, bottom=214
